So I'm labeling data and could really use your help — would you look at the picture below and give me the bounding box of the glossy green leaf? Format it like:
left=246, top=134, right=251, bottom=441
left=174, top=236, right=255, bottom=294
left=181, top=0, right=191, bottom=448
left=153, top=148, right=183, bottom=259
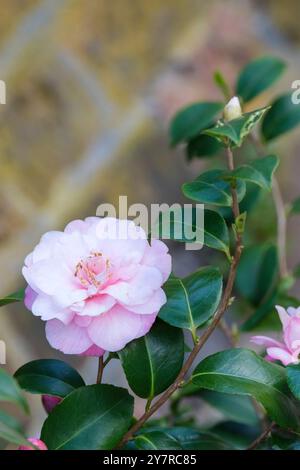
left=0, top=289, right=24, bottom=307
left=159, top=267, right=223, bottom=334
left=118, top=320, right=184, bottom=400
left=236, top=56, right=286, bottom=102
left=286, top=364, right=300, bottom=401
left=236, top=244, right=278, bottom=306
left=262, top=93, right=300, bottom=141
left=15, top=359, right=85, bottom=398
left=210, top=421, right=260, bottom=450
left=169, top=102, right=223, bottom=145
left=200, top=390, right=259, bottom=426
left=226, top=155, right=279, bottom=191
left=203, top=210, right=230, bottom=257
left=0, top=410, right=29, bottom=447
left=187, top=134, right=222, bottom=160
left=131, top=431, right=182, bottom=450
left=130, top=427, right=228, bottom=450
left=203, top=107, right=268, bottom=147
left=239, top=182, right=263, bottom=214
left=192, top=348, right=299, bottom=430
left=182, top=169, right=246, bottom=207
left=41, top=384, right=133, bottom=450
left=0, top=368, right=28, bottom=413
left=154, top=207, right=230, bottom=258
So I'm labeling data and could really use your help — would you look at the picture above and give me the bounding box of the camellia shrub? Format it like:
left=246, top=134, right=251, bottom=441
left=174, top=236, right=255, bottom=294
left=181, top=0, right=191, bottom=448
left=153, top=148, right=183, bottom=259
left=2, top=56, right=300, bottom=451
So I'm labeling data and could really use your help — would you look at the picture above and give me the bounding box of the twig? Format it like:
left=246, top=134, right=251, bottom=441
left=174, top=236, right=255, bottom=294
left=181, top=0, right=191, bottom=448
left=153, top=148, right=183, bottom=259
left=96, top=356, right=104, bottom=384
left=247, top=422, right=275, bottom=450
left=117, top=146, right=243, bottom=448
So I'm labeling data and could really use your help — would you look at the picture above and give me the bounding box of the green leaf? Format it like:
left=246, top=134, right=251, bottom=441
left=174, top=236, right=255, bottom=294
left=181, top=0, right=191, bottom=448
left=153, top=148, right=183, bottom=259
left=236, top=244, right=278, bottom=306
left=118, top=320, right=184, bottom=400
left=203, top=107, right=269, bottom=147
left=15, top=359, right=85, bottom=398
left=0, top=289, right=24, bottom=307
left=159, top=267, right=223, bottom=334
left=239, top=183, right=263, bottom=214
left=236, top=56, right=286, bottom=102
left=289, top=196, right=300, bottom=215
left=0, top=410, right=29, bottom=447
left=226, top=155, right=279, bottom=191
left=210, top=421, right=260, bottom=450
left=187, top=134, right=222, bottom=160
left=286, top=364, right=300, bottom=401
left=131, top=430, right=182, bottom=450
left=203, top=210, right=230, bottom=258
left=182, top=169, right=246, bottom=207
left=0, top=368, right=28, bottom=414
left=262, top=93, right=300, bottom=141
left=41, top=384, right=133, bottom=450
left=200, top=390, right=259, bottom=426
left=192, top=348, right=299, bottom=430
left=154, top=207, right=230, bottom=258
left=130, top=427, right=228, bottom=450
left=169, top=102, right=223, bottom=145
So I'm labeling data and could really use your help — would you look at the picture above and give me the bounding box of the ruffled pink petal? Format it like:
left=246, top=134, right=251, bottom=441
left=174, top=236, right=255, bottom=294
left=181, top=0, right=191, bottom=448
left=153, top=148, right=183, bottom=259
left=31, top=294, right=74, bottom=324
left=122, top=288, right=166, bottom=314
left=74, top=315, right=92, bottom=327
left=266, top=347, right=297, bottom=366
left=103, top=265, right=163, bottom=306
left=64, top=219, right=87, bottom=234
left=143, top=239, right=172, bottom=282
left=80, top=344, right=105, bottom=357
left=275, top=305, right=291, bottom=329
left=45, top=319, right=93, bottom=354
left=88, top=305, right=156, bottom=351
left=78, top=295, right=116, bottom=317
left=94, top=218, right=148, bottom=265
left=287, top=307, right=300, bottom=317
left=251, top=335, right=285, bottom=349
left=24, top=286, right=38, bottom=311
left=284, top=317, right=300, bottom=352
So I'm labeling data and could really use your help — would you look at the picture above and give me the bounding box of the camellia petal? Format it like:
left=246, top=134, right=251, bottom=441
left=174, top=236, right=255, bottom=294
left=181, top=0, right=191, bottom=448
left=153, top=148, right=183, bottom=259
left=88, top=305, right=156, bottom=352
left=45, top=319, right=93, bottom=354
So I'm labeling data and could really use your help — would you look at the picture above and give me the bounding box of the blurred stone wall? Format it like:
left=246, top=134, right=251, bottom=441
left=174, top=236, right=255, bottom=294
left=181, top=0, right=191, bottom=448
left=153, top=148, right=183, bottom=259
left=0, top=0, right=300, bottom=438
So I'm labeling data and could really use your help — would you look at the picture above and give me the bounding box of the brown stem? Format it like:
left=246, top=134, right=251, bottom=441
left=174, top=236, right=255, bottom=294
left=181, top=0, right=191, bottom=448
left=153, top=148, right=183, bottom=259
left=117, top=146, right=243, bottom=448
left=96, top=356, right=104, bottom=384
left=247, top=422, right=275, bottom=450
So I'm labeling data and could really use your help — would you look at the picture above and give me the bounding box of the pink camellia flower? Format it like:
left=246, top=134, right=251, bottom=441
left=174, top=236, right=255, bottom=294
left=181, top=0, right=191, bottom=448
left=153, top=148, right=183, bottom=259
left=23, top=217, right=171, bottom=355
left=251, top=305, right=300, bottom=366
left=42, top=395, right=62, bottom=414
left=19, top=438, right=48, bottom=450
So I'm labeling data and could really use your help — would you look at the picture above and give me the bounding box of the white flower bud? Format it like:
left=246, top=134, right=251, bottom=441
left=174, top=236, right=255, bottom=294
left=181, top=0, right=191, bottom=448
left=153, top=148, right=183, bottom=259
left=223, top=96, right=242, bottom=122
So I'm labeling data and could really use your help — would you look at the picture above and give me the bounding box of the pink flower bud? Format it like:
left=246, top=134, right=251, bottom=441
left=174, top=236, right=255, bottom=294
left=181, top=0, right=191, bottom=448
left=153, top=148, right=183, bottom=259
left=42, top=394, right=62, bottom=414
left=18, top=438, right=48, bottom=450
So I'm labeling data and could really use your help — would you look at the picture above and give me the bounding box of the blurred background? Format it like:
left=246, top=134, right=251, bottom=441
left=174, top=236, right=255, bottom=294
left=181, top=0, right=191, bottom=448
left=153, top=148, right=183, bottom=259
left=1, top=0, right=300, bottom=439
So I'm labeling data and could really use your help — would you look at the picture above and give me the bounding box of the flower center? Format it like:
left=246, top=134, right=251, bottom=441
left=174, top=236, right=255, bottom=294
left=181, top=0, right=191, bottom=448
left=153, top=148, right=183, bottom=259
left=74, top=252, right=110, bottom=293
